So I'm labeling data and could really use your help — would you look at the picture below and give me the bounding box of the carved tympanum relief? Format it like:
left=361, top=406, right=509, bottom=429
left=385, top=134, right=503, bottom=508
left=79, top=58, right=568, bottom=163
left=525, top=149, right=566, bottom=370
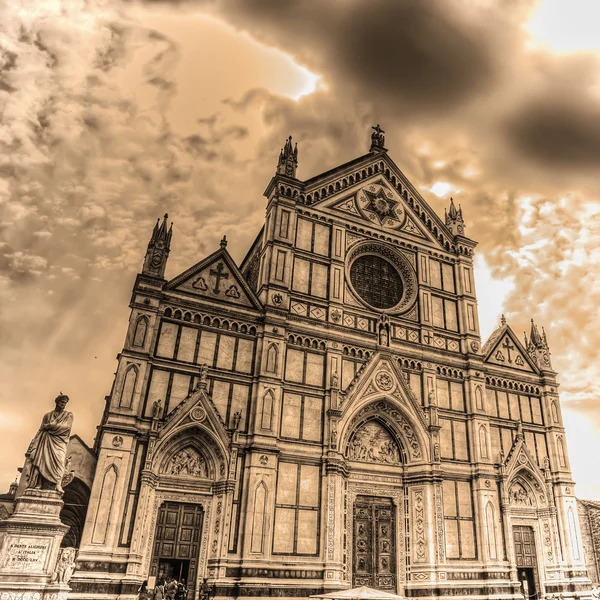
left=346, top=421, right=402, bottom=465
left=509, top=482, right=533, bottom=506
left=167, top=447, right=208, bottom=478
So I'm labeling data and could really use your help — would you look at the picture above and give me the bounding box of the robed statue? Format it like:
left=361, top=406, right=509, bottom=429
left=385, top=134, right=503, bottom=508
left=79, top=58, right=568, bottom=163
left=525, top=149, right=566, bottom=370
left=26, top=393, right=74, bottom=494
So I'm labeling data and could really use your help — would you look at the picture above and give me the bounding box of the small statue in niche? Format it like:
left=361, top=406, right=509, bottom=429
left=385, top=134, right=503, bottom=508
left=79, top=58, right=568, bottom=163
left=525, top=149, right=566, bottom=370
left=330, top=422, right=338, bottom=448
left=377, top=313, right=391, bottom=346
left=152, top=399, right=163, bottom=420
left=199, top=363, right=209, bottom=383
left=428, top=388, right=437, bottom=406
left=331, top=370, right=339, bottom=390
left=232, top=410, right=242, bottom=430
left=433, top=443, right=440, bottom=462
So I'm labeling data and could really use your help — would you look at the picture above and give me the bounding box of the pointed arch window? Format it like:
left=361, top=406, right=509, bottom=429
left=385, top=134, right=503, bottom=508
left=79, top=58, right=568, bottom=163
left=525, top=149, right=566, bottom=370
left=475, top=386, right=484, bottom=410
left=133, top=316, right=148, bottom=347
left=266, top=344, right=278, bottom=374
left=119, top=365, right=138, bottom=408
left=551, top=401, right=560, bottom=424
left=261, top=390, right=274, bottom=430
left=568, top=506, right=581, bottom=560
left=485, top=501, right=498, bottom=560
left=251, top=482, right=268, bottom=553
left=557, top=436, right=567, bottom=468
left=479, top=425, right=489, bottom=459
left=91, top=465, right=118, bottom=544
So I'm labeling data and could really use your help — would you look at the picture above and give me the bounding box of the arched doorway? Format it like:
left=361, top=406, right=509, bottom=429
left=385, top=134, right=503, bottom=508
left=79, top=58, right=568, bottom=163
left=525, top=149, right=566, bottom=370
left=60, top=477, right=91, bottom=548
left=345, top=418, right=407, bottom=592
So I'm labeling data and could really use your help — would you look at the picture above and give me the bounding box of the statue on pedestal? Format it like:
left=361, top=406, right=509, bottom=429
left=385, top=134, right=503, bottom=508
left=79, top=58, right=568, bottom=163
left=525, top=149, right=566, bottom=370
left=26, top=393, right=74, bottom=495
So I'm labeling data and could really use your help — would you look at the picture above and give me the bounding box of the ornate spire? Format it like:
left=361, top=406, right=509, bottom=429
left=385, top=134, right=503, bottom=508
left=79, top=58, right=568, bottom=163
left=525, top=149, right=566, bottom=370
left=526, top=318, right=552, bottom=370
left=370, top=124, right=386, bottom=152
left=142, top=213, right=173, bottom=278
left=445, top=197, right=465, bottom=236
left=276, top=135, right=298, bottom=178
left=528, top=318, right=544, bottom=349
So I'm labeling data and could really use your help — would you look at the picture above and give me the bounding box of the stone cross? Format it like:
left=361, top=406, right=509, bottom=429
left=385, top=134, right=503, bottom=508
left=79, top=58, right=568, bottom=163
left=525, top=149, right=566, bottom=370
left=210, top=263, right=229, bottom=294
left=502, top=338, right=515, bottom=363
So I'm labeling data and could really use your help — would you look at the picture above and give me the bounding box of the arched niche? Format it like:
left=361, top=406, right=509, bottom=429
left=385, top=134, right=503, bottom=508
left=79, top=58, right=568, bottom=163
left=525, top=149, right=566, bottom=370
left=507, top=468, right=547, bottom=509
left=341, top=400, right=425, bottom=464
left=133, top=316, right=149, bottom=347
left=155, top=426, right=226, bottom=482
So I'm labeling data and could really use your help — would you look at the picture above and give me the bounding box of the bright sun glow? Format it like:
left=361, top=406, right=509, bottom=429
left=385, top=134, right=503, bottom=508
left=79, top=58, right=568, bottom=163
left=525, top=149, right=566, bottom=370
left=527, top=0, right=600, bottom=53
left=429, top=182, right=454, bottom=198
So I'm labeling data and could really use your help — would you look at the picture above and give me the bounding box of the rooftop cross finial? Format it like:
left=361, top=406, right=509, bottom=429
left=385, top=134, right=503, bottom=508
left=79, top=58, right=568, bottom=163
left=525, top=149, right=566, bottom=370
left=370, top=124, right=386, bottom=151
left=501, top=314, right=506, bottom=326
left=220, top=235, right=227, bottom=249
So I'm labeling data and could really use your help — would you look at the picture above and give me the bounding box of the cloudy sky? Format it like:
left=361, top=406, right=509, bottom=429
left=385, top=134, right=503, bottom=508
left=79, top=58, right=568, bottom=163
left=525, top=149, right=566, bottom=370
left=1, top=0, right=600, bottom=497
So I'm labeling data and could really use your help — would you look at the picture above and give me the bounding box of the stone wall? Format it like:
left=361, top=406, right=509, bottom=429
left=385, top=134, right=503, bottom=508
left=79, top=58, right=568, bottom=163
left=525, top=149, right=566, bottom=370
left=578, top=499, right=600, bottom=585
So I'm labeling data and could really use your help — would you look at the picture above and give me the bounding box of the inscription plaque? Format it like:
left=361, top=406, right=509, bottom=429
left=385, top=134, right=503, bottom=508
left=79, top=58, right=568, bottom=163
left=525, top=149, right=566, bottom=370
left=0, top=536, right=51, bottom=573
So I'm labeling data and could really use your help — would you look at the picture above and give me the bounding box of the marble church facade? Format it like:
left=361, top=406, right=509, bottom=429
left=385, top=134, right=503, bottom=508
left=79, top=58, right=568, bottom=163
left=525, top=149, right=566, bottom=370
left=67, top=131, right=591, bottom=599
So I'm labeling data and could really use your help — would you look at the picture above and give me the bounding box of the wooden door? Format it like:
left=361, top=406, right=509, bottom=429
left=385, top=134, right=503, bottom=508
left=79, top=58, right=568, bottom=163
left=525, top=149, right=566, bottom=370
left=513, top=525, right=538, bottom=599
left=353, top=496, right=396, bottom=591
left=151, top=502, right=204, bottom=592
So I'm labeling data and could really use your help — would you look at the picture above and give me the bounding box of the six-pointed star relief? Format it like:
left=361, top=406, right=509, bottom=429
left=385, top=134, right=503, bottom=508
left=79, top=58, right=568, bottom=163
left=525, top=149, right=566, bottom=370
left=361, top=187, right=402, bottom=225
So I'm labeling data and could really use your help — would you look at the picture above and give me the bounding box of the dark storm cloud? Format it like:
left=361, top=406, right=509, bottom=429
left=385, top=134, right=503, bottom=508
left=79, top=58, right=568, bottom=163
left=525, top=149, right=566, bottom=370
left=505, top=97, right=600, bottom=170
left=217, top=0, right=506, bottom=115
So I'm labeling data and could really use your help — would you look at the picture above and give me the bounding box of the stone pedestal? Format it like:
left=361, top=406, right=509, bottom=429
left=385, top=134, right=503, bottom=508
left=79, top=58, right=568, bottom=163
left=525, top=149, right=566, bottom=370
left=0, top=489, right=71, bottom=600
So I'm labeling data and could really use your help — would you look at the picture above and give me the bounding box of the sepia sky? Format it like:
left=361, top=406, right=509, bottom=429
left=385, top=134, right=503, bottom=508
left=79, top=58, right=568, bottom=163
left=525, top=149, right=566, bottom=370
left=1, top=0, right=600, bottom=496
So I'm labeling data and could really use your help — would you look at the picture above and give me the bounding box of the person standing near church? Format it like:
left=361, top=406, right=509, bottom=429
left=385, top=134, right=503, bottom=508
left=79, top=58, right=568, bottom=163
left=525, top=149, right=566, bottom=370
left=26, top=392, right=74, bottom=494
left=153, top=579, right=165, bottom=600
left=165, top=577, right=178, bottom=600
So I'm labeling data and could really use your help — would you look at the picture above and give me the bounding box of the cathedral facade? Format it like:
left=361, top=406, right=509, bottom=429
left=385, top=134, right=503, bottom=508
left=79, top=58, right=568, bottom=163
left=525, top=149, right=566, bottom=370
left=69, top=130, right=591, bottom=600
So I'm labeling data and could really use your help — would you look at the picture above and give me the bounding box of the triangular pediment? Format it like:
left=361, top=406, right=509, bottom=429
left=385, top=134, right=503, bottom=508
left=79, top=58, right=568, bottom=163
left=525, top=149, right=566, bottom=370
left=340, top=351, right=428, bottom=432
left=165, top=247, right=262, bottom=310
left=327, top=181, right=433, bottom=243
left=157, top=380, right=230, bottom=451
left=484, top=325, right=538, bottom=373
left=302, top=152, right=469, bottom=253
left=502, top=431, right=548, bottom=506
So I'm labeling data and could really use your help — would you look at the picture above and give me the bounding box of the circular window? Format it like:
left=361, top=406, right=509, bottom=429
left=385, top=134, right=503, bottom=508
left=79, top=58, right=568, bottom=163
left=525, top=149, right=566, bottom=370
left=345, top=241, right=418, bottom=314
left=349, top=255, right=403, bottom=309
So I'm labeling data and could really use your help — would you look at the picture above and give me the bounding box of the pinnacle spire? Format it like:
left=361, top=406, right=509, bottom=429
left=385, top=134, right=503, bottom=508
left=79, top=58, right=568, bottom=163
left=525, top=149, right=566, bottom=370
left=142, top=213, right=173, bottom=278
left=526, top=318, right=552, bottom=370
left=529, top=318, right=543, bottom=347
left=276, top=135, right=298, bottom=178
left=445, top=197, right=465, bottom=236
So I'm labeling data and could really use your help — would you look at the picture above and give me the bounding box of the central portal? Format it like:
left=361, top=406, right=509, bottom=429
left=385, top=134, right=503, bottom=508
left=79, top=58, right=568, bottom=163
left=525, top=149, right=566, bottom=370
left=353, top=496, right=396, bottom=591
left=150, top=502, right=204, bottom=596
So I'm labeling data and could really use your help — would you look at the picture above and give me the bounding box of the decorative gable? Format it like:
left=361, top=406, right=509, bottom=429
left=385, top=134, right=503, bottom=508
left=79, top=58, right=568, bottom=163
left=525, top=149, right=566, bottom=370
left=158, top=380, right=230, bottom=446
left=341, top=352, right=428, bottom=433
left=484, top=328, right=538, bottom=373
left=326, top=180, right=436, bottom=244
left=300, top=150, right=473, bottom=255
left=501, top=428, right=549, bottom=508
left=165, top=246, right=262, bottom=310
